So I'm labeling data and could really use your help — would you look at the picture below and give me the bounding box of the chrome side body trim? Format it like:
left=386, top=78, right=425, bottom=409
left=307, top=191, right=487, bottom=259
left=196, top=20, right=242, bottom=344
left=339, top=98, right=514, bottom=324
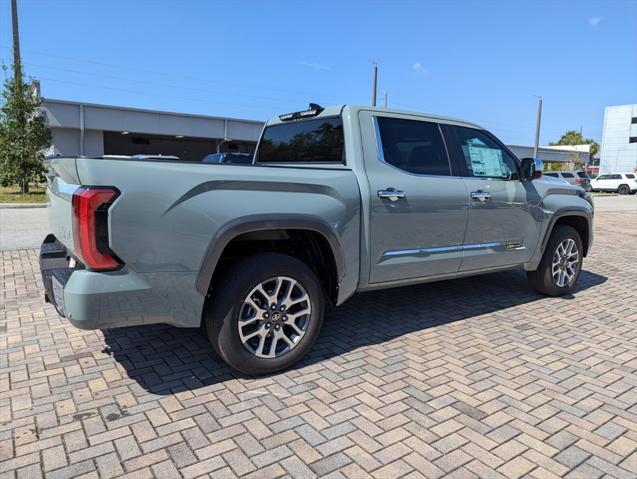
left=381, top=241, right=513, bottom=259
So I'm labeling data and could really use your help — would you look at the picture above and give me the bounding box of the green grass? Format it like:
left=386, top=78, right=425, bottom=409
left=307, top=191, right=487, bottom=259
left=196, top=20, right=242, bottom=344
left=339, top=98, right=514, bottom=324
left=0, top=185, right=48, bottom=203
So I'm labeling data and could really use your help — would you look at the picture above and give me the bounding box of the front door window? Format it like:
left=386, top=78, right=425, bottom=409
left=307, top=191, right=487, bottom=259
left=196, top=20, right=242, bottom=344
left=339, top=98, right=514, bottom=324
left=449, top=126, right=519, bottom=180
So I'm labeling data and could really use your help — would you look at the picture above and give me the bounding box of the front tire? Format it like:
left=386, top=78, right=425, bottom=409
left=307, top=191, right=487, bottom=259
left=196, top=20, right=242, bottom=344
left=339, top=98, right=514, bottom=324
left=205, top=253, right=324, bottom=375
left=527, top=225, right=583, bottom=296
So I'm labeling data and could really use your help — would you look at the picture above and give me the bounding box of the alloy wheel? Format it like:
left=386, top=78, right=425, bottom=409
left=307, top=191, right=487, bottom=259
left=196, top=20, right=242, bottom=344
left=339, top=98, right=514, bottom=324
left=238, top=276, right=311, bottom=358
left=551, top=238, right=579, bottom=287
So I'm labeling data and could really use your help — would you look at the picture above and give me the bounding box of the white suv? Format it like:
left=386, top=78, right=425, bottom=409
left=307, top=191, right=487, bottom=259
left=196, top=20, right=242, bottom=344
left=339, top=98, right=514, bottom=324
left=590, top=173, right=637, bottom=195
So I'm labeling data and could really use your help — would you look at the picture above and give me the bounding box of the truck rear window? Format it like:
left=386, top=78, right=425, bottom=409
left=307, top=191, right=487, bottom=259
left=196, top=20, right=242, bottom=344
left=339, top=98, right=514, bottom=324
left=256, top=117, right=344, bottom=163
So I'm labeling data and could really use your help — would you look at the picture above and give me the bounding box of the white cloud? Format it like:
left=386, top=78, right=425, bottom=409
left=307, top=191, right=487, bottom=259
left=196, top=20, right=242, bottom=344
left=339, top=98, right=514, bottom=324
left=588, top=16, right=602, bottom=27
left=298, top=61, right=331, bottom=71
left=412, top=62, right=429, bottom=78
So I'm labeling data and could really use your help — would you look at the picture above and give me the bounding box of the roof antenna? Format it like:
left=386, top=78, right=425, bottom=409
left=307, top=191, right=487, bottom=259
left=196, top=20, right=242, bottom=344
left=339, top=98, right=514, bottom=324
left=309, top=103, right=323, bottom=111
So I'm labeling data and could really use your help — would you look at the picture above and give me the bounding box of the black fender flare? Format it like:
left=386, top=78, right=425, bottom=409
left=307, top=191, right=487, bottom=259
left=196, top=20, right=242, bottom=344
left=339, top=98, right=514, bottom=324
left=195, top=214, right=346, bottom=295
left=540, top=207, right=593, bottom=257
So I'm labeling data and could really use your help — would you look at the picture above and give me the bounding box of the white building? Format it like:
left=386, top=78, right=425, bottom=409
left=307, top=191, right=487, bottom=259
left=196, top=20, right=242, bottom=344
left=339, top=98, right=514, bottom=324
left=599, top=104, right=637, bottom=173
left=507, top=144, right=589, bottom=166
left=41, top=99, right=264, bottom=160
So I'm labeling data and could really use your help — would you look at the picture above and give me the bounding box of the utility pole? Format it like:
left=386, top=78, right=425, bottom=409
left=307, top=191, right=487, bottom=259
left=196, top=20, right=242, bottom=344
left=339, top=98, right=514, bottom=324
left=383, top=91, right=388, bottom=108
left=11, top=0, right=23, bottom=91
left=370, top=61, right=378, bottom=106
left=533, top=95, right=542, bottom=159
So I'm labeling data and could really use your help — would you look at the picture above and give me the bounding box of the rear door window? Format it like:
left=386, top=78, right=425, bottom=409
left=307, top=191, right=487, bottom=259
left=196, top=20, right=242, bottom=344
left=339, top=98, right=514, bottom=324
left=577, top=172, right=590, bottom=179
left=256, top=117, right=344, bottom=163
left=610, top=174, right=622, bottom=180
left=545, top=173, right=558, bottom=177
left=375, top=117, right=451, bottom=175
left=561, top=173, right=574, bottom=178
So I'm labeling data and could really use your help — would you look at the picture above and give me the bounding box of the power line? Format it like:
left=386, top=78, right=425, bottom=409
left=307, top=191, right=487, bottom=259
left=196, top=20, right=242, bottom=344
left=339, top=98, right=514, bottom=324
left=20, top=62, right=323, bottom=106
left=33, top=77, right=288, bottom=113
left=0, top=44, right=370, bottom=102
left=0, top=46, right=602, bottom=139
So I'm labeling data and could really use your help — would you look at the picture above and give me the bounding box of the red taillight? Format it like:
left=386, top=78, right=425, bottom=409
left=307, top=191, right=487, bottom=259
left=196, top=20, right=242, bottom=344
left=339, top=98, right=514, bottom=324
left=72, top=186, right=122, bottom=271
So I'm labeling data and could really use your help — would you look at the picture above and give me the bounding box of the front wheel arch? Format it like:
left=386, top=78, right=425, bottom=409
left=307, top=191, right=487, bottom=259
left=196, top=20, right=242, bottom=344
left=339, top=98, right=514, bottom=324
left=541, top=212, right=591, bottom=258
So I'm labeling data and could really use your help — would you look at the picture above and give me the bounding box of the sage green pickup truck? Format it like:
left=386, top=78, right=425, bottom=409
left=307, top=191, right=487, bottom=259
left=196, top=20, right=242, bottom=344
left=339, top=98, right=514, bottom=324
left=41, top=104, right=593, bottom=374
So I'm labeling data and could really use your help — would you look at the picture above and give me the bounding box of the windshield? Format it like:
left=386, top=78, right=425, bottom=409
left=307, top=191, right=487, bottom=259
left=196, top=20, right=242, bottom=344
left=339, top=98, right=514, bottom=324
left=256, top=117, right=344, bottom=163
left=577, top=172, right=590, bottom=179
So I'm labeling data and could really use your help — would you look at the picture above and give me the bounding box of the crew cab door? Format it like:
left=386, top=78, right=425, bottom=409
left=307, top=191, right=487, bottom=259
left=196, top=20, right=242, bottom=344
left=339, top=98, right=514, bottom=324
left=360, top=112, right=470, bottom=283
left=441, top=125, right=542, bottom=271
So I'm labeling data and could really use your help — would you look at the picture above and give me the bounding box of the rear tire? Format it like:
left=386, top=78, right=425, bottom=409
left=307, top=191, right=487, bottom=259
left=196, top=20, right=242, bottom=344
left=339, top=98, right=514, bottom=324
left=618, top=184, right=630, bottom=195
left=527, top=225, right=583, bottom=297
left=204, top=253, right=324, bottom=375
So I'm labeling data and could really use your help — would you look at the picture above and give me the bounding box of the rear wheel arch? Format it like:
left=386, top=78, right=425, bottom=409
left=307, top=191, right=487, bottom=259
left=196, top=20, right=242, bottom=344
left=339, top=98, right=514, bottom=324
left=617, top=184, right=631, bottom=195
left=196, top=215, right=345, bottom=306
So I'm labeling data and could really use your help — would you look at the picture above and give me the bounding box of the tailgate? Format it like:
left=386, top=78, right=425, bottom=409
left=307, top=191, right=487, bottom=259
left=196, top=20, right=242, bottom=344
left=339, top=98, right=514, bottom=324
left=44, top=157, right=81, bottom=255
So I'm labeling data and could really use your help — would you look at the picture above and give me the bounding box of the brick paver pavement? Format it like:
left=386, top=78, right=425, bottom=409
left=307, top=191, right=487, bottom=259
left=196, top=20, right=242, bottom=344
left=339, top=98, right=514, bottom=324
left=1, top=210, right=636, bottom=479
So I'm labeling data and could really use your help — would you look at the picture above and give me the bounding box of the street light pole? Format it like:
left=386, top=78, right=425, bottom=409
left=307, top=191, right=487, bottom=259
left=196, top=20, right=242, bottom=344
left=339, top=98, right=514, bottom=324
left=370, top=61, right=378, bottom=106
left=11, top=0, right=22, bottom=90
left=533, top=95, right=542, bottom=159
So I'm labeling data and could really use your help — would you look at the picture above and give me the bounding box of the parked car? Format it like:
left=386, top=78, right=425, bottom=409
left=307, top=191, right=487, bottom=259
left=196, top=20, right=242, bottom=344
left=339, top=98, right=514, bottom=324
left=40, top=104, right=594, bottom=375
left=590, top=173, right=637, bottom=195
left=202, top=152, right=253, bottom=164
left=543, top=171, right=591, bottom=191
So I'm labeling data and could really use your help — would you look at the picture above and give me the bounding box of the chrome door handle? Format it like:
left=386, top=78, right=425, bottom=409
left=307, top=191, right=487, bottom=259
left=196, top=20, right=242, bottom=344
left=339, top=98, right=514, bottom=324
left=470, top=190, right=491, bottom=202
left=377, top=189, right=406, bottom=201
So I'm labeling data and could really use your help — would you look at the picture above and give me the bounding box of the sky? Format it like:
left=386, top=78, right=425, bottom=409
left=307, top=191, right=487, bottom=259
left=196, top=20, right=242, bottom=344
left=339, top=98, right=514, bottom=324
left=0, top=0, right=635, bottom=146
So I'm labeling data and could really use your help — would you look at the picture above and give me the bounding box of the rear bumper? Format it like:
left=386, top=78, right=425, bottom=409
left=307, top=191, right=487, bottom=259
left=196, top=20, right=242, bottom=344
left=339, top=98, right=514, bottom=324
left=40, top=234, right=73, bottom=319
left=40, top=235, right=204, bottom=330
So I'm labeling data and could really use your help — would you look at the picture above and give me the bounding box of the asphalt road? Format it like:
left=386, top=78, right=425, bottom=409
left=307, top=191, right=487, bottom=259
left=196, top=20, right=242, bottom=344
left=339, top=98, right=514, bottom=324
left=0, top=195, right=634, bottom=251
left=592, top=194, right=637, bottom=211
left=0, top=207, right=49, bottom=251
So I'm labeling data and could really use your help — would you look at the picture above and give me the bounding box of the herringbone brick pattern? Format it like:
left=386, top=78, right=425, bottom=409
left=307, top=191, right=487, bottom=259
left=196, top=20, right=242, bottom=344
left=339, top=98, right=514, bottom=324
left=1, top=210, right=636, bottom=478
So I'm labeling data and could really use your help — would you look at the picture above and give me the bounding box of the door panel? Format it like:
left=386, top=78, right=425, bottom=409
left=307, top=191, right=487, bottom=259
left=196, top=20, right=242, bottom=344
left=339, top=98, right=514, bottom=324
left=359, top=112, right=470, bottom=283
left=461, top=178, right=541, bottom=270
left=441, top=124, right=543, bottom=271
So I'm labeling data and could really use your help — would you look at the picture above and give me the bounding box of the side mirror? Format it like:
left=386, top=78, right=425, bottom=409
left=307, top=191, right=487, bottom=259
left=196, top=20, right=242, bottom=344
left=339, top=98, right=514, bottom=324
left=520, top=158, right=543, bottom=180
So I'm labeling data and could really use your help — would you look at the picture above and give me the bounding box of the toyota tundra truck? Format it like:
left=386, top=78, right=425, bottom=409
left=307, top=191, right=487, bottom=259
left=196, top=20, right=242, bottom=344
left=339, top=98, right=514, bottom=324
left=40, top=104, right=594, bottom=375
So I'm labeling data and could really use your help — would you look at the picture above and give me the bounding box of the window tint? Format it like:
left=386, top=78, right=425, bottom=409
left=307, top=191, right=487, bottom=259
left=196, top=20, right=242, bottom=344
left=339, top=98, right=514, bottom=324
left=545, top=173, right=559, bottom=177
left=625, top=173, right=635, bottom=179
left=561, top=172, right=575, bottom=178
left=577, top=172, right=590, bottom=178
left=610, top=174, right=622, bottom=179
left=449, top=126, right=518, bottom=179
left=376, top=117, right=450, bottom=175
left=256, top=117, right=344, bottom=163
left=597, top=175, right=609, bottom=180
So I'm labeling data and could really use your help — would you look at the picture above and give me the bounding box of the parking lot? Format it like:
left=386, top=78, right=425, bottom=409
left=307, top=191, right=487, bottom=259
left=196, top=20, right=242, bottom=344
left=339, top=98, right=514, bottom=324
left=1, top=208, right=636, bottom=479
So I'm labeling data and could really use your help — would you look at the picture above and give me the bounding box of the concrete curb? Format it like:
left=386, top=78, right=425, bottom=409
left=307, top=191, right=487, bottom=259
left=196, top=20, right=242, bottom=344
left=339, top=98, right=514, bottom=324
left=0, top=203, right=49, bottom=209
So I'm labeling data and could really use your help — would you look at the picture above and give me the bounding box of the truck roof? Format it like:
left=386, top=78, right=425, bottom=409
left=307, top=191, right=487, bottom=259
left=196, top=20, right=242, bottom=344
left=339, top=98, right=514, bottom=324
left=266, top=104, right=485, bottom=130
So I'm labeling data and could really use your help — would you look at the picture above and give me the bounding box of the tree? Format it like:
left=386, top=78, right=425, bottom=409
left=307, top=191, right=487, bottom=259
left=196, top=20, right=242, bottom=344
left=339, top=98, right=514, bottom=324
left=0, top=65, right=51, bottom=193
left=550, top=130, right=599, bottom=159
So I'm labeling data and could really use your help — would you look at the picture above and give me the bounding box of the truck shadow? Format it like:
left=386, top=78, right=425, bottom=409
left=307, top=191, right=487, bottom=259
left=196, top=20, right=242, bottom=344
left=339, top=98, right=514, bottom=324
left=102, top=268, right=606, bottom=395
